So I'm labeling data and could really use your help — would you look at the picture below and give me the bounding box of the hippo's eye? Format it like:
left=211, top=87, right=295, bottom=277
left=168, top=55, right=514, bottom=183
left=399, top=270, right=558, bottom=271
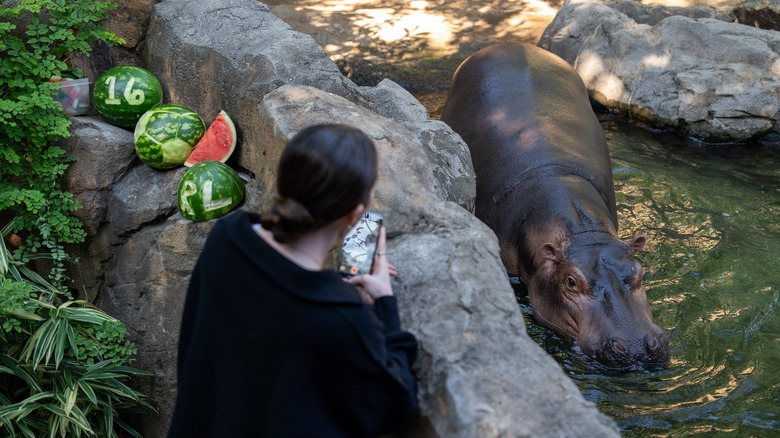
left=567, top=276, right=576, bottom=288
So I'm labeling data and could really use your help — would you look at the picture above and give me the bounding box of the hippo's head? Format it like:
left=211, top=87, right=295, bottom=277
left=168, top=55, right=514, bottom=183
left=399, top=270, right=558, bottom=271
left=527, top=234, right=669, bottom=369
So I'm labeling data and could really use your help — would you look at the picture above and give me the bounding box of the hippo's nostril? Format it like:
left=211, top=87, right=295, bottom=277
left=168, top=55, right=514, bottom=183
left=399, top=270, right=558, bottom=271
left=611, top=338, right=628, bottom=354
left=645, top=335, right=659, bottom=351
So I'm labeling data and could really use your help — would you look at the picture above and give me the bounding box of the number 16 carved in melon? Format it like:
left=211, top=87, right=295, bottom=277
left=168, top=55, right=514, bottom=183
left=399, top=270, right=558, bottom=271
left=93, top=66, right=163, bottom=128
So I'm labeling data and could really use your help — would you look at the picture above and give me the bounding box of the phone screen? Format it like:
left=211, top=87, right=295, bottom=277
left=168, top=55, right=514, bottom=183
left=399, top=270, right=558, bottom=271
left=337, top=212, right=383, bottom=277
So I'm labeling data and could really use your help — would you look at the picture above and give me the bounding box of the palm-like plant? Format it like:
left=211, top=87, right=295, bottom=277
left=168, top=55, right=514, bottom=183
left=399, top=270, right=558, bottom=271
left=1, top=219, right=155, bottom=437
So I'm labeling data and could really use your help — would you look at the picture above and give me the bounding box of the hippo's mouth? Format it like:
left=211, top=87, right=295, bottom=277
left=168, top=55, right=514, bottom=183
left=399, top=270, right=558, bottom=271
left=573, top=348, right=667, bottom=373
left=531, top=307, right=670, bottom=370
left=584, top=334, right=671, bottom=370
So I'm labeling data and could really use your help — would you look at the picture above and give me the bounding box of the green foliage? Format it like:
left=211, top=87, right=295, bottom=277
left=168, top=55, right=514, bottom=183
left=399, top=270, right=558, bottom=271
left=1, top=219, right=155, bottom=437
left=1, top=0, right=125, bottom=295
left=1, top=2, right=154, bottom=436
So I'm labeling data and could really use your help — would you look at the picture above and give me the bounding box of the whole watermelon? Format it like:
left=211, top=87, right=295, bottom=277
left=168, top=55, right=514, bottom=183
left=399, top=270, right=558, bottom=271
left=134, top=104, right=206, bottom=169
left=177, top=161, right=245, bottom=221
left=93, top=66, right=163, bottom=128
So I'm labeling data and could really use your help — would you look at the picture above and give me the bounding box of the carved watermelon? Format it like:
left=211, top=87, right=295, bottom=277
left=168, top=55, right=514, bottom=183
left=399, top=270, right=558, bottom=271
left=93, top=66, right=163, bottom=128
left=134, top=104, right=206, bottom=169
left=177, top=161, right=245, bottom=221
left=184, top=110, right=237, bottom=167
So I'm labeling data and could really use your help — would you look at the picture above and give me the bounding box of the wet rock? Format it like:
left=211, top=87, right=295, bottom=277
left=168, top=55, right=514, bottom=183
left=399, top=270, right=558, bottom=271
left=539, top=0, right=780, bottom=143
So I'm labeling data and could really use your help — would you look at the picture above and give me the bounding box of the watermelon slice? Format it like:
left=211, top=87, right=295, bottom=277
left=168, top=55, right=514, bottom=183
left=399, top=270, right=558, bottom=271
left=184, top=110, right=237, bottom=167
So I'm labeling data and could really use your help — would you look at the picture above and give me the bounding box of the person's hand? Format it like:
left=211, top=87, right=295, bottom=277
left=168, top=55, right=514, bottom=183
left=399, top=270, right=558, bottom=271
left=346, top=226, right=396, bottom=304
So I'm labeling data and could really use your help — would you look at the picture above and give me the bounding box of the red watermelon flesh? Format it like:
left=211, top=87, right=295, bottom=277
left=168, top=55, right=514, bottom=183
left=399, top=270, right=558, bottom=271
left=184, top=110, right=237, bottom=167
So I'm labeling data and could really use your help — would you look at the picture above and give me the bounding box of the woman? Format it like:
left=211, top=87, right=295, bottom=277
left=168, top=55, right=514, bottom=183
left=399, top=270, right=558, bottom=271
left=168, top=125, right=418, bottom=437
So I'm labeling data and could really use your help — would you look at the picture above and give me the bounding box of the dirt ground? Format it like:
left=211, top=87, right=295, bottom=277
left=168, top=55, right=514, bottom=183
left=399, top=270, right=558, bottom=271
left=264, top=0, right=745, bottom=115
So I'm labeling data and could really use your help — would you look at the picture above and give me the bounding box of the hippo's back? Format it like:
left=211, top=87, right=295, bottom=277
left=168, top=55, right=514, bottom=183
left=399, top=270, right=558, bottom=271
left=441, top=42, right=618, bottom=273
left=443, top=42, right=613, bottom=193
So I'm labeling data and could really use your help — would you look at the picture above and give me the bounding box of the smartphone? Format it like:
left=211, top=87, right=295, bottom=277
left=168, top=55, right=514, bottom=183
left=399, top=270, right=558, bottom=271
left=337, top=212, right=383, bottom=277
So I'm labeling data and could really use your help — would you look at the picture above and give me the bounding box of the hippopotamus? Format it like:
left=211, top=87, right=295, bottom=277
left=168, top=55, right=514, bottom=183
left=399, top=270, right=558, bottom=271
left=440, top=42, right=669, bottom=369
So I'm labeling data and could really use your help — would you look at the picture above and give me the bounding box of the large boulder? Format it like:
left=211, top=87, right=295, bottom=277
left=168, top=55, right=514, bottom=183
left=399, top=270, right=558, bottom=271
left=359, top=79, right=476, bottom=212
left=538, top=0, right=780, bottom=143
left=59, top=0, right=619, bottom=436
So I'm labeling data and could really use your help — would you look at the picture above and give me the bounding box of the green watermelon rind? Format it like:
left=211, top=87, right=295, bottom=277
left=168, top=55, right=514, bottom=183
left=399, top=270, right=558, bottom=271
left=177, top=160, right=245, bottom=221
left=93, top=66, right=163, bottom=128
left=184, top=110, right=238, bottom=167
left=134, top=104, right=206, bottom=169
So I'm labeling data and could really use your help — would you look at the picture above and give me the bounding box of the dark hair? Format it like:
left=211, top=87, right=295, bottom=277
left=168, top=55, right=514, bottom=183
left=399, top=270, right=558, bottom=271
left=260, top=124, right=378, bottom=243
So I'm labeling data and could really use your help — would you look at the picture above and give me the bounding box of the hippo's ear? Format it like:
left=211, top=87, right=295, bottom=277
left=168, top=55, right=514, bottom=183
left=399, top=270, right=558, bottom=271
left=628, top=235, right=646, bottom=254
left=540, top=243, right=562, bottom=263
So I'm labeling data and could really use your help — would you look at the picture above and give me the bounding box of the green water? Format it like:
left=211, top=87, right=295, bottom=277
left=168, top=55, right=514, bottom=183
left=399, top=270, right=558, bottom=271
left=516, top=115, right=780, bottom=436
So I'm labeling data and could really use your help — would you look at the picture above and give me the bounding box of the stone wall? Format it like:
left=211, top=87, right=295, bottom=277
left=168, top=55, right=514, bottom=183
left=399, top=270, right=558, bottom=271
left=59, top=0, right=619, bottom=437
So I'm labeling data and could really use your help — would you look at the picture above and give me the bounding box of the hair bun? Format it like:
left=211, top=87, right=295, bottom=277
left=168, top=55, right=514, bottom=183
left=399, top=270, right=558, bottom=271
left=259, top=196, right=316, bottom=243
left=260, top=124, right=378, bottom=242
